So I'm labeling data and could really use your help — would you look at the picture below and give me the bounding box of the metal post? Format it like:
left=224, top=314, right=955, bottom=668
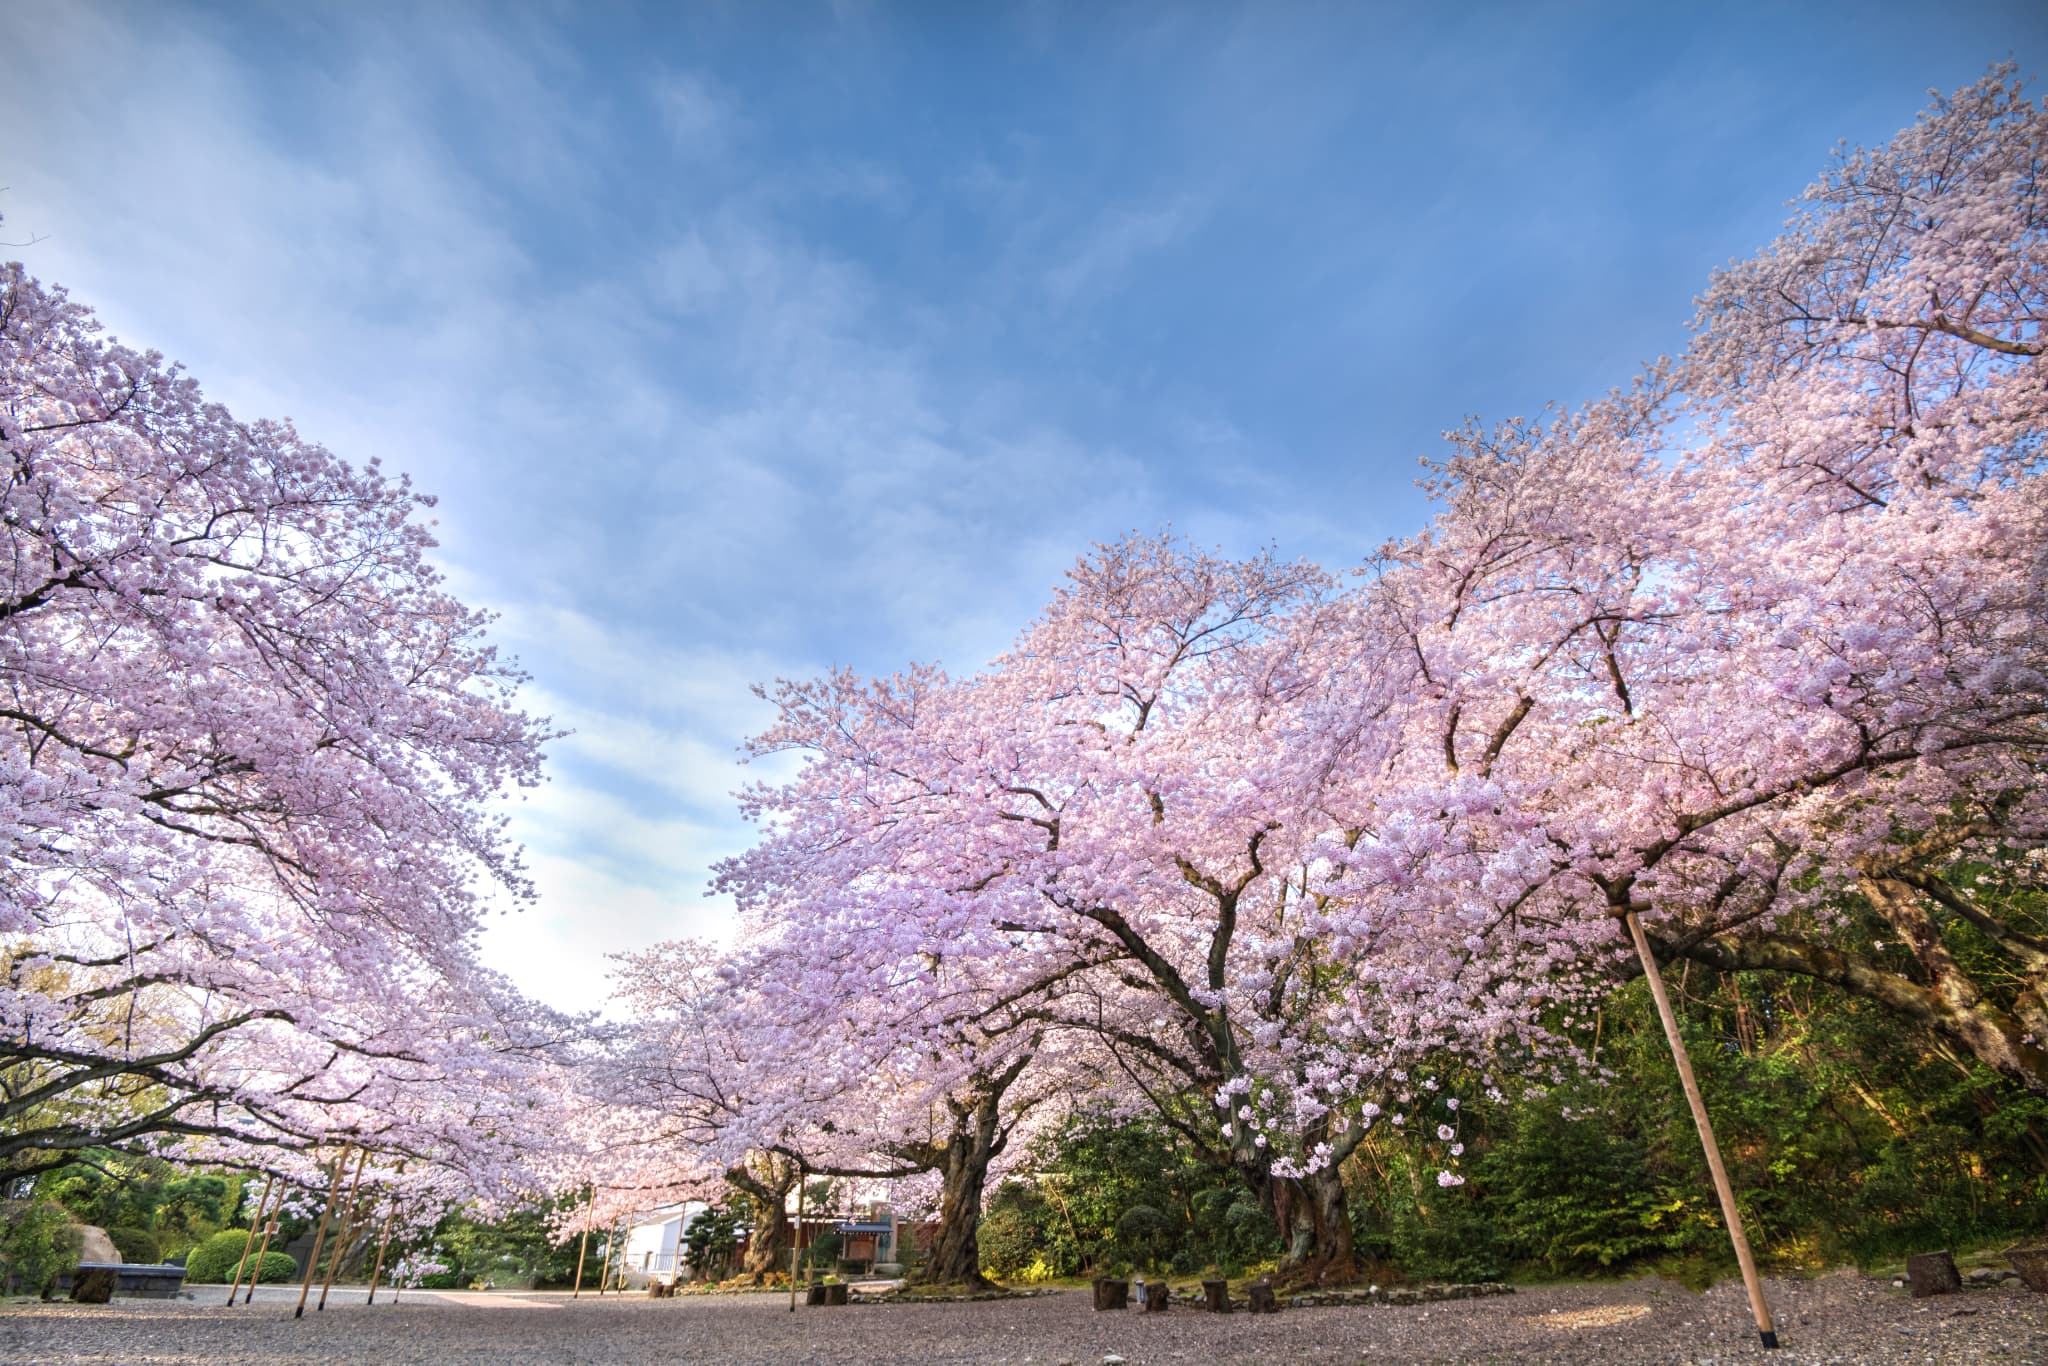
left=227, top=1174, right=275, bottom=1305
left=1625, top=910, right=1779, bottom=1349
left=295, top=1144, right=352, bottom=1319
left=319, top=1148, right=370, bottom=1310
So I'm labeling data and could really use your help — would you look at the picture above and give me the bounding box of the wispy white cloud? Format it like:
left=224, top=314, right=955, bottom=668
left=652, top=69, right=739, bottom=157
left=1042, top=195, right=1207, bottom=305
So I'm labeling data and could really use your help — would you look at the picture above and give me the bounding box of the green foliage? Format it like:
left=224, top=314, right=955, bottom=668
left=985, top=1117, right=1280, bottom=1280
left=684, top=1203, right=743, bottom=1278
left=802, top=1226, right=842, bottom=1274
left=182, top=1229, right=296, bottom=1284
left=1340, top=972, right=2048, bottom=1284
left=980, top=963, right=2048, bottom=1289
left=105, top=1225, right=161, bottom=1264
left=417, top=1197, right=583, bottom=1290
left=0, top=1199, right=81, bottom=1295
left=33, top=1156, right=252, bottom=1260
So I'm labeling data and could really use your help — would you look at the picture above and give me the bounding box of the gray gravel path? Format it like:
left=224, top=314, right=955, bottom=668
left=4, top=1273, right=2045, bottom=1364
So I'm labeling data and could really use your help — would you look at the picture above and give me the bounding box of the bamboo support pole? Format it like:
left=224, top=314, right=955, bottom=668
left=295, top=1144, right=353, bottom=1319
left=226, top=1174, right=275, bottom=1305
left=788, top=1164, right=804, bottom=1313
left=365, top=1201, right=398, bottom=1305
left=1625, top=910, right=1779, bottom=1349
left=243, top=1192, right=283, bottom=1305
left=572, top=1186, right=596, bottom=1298
left=318, top=1148, right=370, bottom=1310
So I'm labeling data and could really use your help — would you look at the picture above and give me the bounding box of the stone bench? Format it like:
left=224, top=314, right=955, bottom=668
left=49, top=1262, right=189, bottom=1301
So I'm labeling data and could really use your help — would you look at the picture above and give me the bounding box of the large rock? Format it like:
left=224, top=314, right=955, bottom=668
left=69, top=1267, right=117, bottom=1304
left=1907, top=1250, right=1962, bottom=1298
left=74, top=1225, right=121, bottom=1265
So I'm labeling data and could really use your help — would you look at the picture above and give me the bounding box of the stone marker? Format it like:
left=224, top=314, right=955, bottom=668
left=70, top=1267, right=117, bottom=1304
left=1091, top=1277, right=1129, bottom=1311
left=1202, top=1278, right=1231, bottom=1313
left=1906, top=1250, right=1962, bottom=1298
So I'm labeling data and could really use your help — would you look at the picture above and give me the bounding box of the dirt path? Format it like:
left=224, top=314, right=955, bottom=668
left=4, top=1273, right=2045, bottom=1364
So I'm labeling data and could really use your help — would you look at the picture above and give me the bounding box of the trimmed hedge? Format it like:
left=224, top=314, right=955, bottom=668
left=106, top=1226, right=161, bottom=1264
left=183, top=1230, right=297, bottom=1284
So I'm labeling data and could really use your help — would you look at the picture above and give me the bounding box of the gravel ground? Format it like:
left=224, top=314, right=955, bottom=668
left=4, top=1273, right=2046, bottom=1365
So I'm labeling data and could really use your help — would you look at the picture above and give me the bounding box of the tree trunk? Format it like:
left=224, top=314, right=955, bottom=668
left=727, top=1156, right=797, bottom=1285
left=1244, top=1160, right=1358, bottom=1289
left=912, top=1096, right=1001, bottom=1289
left=742, top=1198, right=790, bottom=1283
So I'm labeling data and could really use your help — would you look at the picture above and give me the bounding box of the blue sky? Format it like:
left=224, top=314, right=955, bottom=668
left=6, top=1, right=2044, bottom=1008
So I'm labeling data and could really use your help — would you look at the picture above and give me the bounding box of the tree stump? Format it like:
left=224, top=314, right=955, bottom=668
left=1141, top=1280, right=1170, bottom=1313
left=823, top=1282, right=849, bottom=1306
left=1091, top=1277, right=1129, bottom=1311
left=1202, top=1278, right=1231, bottom=1313
left=805, top=1283, right=829, bottom=1306
left=70, top=1267, right=117, bottom=1304
left=1247, top=1279, right=1278, bottom=1314
left=1907, top=1250, right=1962, bottom=1298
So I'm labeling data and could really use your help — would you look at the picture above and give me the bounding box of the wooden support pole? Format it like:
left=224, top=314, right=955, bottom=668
left=788, top=1163, right=804, bottom=1314
left=1625, top=910, right=1779, bottom=1349
left=319, top=1148, right=370, bottom=1310
left=296, top=1144, right=352, bottom=1319
left=244, top=1191, right=283, bottom=1306
left=572, top=1186, right=596, bottom=1298
left=227, top=1173, right=275, bottom=1305
left=365, top=1201, right=398, bottom=1306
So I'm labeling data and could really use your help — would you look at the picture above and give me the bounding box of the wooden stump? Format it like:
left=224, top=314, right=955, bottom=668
left=1202, top=1278, right=1231, bottom=1313
left=805, top=1283, right=828, bottom=1306
left=1141, top=1280, right=1170, bottom=1313
left=1907, top=1250, right=1962, bottom=1298
left=70, top=1267, right=117, bottom=1304
left=823, top=1282, right=849, bottom=1306
left=1247, top=1279, right=1278, bottom=1314
left=1091, top=1277, right=1129, bottom=1311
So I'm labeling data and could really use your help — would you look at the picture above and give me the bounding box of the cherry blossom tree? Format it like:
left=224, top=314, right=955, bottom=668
left=0, top=261, right=563, bottom=1179
left=605, top=929, right=1071, bottom=1287
left=714, top=540, right=1571, bottom=1286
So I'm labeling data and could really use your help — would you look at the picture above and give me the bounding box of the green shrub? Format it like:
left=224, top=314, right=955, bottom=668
left=0, top=1200, right=81, bottom=1295
left=182, top=1230, right=297, bottom=1284
left=106, top=1226, right=161, bottom=1265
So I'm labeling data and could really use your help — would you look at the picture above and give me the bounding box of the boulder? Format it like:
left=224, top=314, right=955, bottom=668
left=1906, top=1250, right=1962, bottom=1298
left=74, top=1226, right=120, bottom=1265
left=69, top=1267, right=117, bottom=1304
left=2008, top=1241, right=2048, bottom=1293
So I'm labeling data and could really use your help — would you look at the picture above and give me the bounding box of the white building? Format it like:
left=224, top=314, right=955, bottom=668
left=618, top=1201, right=706, bottom=1286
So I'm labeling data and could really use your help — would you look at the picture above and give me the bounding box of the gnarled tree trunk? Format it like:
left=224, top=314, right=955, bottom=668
left=726, top=1155, right=797, bottom=1284
left=1254, top=1161, right=1358, bottom=1289
left=917, top=1105, right=999, bottom=1288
